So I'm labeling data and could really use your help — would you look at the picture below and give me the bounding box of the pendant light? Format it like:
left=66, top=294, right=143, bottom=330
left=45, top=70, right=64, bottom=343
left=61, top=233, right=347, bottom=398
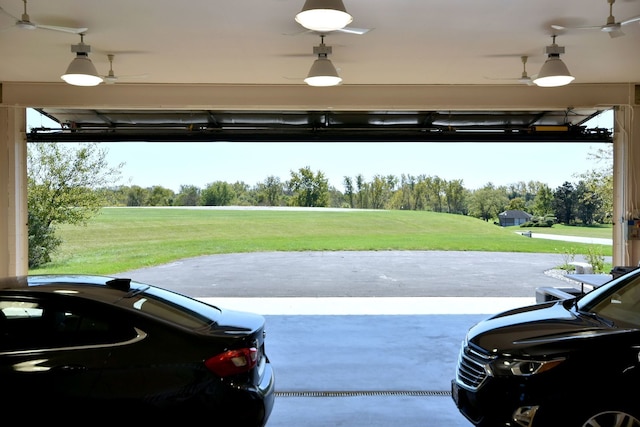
left=295, top=0, right=353, bottom=32
left=304, top=35, right=342, bottom=87
left=533, top=35, right=575, bottom=88
left=61, top=34, right=103, bottom=87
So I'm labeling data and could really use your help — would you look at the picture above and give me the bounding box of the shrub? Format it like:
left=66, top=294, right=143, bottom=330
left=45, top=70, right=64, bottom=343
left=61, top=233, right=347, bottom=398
left=585, top=246, right=605, bottom=274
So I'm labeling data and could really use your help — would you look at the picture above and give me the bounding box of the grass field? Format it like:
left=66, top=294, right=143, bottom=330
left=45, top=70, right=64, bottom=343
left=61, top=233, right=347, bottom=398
left=31, top=207, right=613, bottom=275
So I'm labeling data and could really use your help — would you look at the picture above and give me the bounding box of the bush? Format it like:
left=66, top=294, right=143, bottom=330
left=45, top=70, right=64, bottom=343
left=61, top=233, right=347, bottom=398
left=520, top=220, right=553, bottom=228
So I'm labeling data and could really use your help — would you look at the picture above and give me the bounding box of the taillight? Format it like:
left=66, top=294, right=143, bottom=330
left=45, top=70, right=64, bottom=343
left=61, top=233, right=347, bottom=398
left=205, top=347, right=258, bottom=377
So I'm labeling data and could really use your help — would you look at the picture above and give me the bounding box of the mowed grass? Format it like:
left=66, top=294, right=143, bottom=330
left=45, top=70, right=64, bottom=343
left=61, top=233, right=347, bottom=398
left=32, top=207, right=613, bottom=275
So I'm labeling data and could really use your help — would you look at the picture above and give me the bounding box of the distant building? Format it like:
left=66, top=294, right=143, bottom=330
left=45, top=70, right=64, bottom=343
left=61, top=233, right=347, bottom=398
left=498, top=210, right=533, bottom=227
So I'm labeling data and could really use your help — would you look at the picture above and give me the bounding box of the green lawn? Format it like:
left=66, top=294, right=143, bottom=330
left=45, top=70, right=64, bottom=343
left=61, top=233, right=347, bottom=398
left=32, top=207, right=612, bottom=275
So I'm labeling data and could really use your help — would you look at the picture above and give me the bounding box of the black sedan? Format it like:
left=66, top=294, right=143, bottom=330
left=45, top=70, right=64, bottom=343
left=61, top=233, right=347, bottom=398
left=452, top=268, right=640, bottom=427
left=0, top=275, right=275, bottom=424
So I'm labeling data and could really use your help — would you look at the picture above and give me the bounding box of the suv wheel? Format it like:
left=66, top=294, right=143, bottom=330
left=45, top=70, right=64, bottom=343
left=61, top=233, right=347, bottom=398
left=581, top=410, right=640, bottom=427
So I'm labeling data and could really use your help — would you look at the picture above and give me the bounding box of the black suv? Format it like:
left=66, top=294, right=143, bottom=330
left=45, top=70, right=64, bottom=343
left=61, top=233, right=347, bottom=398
left=452, top=268, right=640, bottom=427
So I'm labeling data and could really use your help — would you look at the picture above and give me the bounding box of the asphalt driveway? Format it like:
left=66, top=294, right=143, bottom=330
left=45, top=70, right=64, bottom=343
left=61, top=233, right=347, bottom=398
left=116, top=250, right=605, bottom=426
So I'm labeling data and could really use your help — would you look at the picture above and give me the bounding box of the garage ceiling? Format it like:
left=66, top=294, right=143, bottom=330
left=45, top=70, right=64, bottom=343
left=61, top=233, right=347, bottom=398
left=3, top=0, right=636, bottom=143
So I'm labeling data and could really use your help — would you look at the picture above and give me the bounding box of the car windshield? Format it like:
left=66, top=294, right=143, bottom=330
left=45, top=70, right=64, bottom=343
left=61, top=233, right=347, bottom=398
left=577, top=271, right=640, bottom=328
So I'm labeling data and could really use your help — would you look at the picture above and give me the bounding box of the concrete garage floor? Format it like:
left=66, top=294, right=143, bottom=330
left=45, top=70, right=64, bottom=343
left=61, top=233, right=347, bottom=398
left=262, top=313, right=488, bottom=427
left=118, top=249, right=606, bottom=426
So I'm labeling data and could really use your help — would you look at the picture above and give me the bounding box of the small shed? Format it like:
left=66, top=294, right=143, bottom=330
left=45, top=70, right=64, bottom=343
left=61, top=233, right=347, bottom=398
left=498, top=210, right=533, bottom=227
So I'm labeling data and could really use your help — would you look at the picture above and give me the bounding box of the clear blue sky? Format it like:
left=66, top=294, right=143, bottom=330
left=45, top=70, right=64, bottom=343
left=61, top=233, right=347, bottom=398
left=27, top=109, right=613, bottom=193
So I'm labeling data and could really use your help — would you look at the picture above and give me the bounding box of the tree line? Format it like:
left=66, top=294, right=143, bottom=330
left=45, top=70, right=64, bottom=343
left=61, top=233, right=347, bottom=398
left=26, top=142, right=613, bottom=267
left=103, top=167, right=612, bottom=225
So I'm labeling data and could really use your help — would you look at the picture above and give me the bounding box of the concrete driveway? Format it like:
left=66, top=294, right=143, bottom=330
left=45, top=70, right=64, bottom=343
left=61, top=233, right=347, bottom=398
left=117, top=250, right=601, bottom=426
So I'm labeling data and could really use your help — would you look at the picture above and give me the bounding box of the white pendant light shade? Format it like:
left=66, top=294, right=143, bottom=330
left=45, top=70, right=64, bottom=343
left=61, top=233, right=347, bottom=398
left=533, top=56, right=574, bottom=87
left=61, top=36, right=103, bottom=87
left=533, top=35, right=574, bottom=88
left=295, top=0, right=353, bottom=32
left=304, top=57, right=342, bottom=87
left=61, top=54, right=103, bottom=86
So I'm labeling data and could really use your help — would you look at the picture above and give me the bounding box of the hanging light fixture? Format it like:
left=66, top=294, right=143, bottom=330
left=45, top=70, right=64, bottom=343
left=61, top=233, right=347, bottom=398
left=295, top=0, right=353, bottom=32
left=533, top=35, right=575, bottom=87
left=304, top=35, right=342, bottom=87
left=61, top=34, right=103, bottom=87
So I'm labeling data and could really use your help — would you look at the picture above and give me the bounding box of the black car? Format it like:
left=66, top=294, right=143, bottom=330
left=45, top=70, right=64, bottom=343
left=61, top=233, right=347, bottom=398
left=0, top=275, right=275, bottom=424
left=452, top=268, right=640, bottom=427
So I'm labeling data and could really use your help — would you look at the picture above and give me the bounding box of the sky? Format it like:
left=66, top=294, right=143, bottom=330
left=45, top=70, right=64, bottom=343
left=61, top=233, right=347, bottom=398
left=27, top=109, right=613, bottom=193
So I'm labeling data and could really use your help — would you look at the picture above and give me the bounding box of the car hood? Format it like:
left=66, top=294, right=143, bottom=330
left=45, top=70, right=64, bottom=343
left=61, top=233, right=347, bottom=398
left=466, top=300, right=633, bottom=356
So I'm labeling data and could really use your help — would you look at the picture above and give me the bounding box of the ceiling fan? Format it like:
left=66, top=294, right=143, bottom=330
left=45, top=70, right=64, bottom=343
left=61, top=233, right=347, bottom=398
left=0, top=0, right=87, bottom=34
left=485, top=56, right=536, bottom=86
left=101, top=54, right=148, bottom=85
left=552, top=0, right=640, bottom=38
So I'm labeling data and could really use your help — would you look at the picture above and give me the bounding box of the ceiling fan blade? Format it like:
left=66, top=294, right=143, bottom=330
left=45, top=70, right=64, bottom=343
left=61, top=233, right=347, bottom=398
left=484, top=76, right=518, bottom=81
left=283, top=28, right=313, bottom=36
left=37, top=24, right=88, bottom=34
left=0, top=6, right=20, bottom=21
left=1, top=1, right=87, bottom=34
left=336, top=26, right=371, bottom=35
left=620, top=15, right=640, bottom=26
left=104, top=75, right=149, bottom=85
left=608, top=28, right=624, bottom=38
left=520, top=77, right=535, bottom=86
left=573, top=25, right=606, bottom=30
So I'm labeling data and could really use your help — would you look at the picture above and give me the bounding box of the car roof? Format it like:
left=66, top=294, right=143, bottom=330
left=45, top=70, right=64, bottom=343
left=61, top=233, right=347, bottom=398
left=0, top=275, right=144, bottom=304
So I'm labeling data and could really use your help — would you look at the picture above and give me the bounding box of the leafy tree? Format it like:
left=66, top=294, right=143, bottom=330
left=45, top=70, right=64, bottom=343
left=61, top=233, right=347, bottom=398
left=468, top=183, right=509, bottom=221
left=27, top=211, right=61, bottom=268
left=287, top=166, right=329, bottom=207
left=552, top=181, right=577, bottom=224
left=174, top=185, right=201, bottom=206
left=343, top=176, right=355, bottom=208
left=369, top=174, right=393, bottom=209
left=328, top=186, right=346, bottom=208
left=506, top=181, right=527, bottom=200
left=201, top=181, right=236, bottom=206
left=506, top=197, right=526, bottom=211
left=126, top=185, right=147, bottom=206
left=27, top=142, right=122, bottom=267
left=426, top=176, right=445, bottom=212
left=413, top=178, right=428, bottom=211
left=576, top=144, right=613, bottom=223
left=395, top=174, right=417, bottom=210
left=444, top=179, right=467, bottom=214
left=575, top=180, right=602, bottom=225
left=531, top=183, right=554, bottom=217
left=257, top=176, right=283, bottom=206
left=355, top=174, right=367, bottom=209
left=98, top=185, right=129, bottom=206
left=147, top=185, right=175, bottom=206
left=231, top=181, right=255, bottom=206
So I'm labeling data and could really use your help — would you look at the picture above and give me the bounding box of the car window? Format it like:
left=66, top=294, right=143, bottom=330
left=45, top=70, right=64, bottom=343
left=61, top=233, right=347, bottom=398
left=127, top=285, right=221, bottom=330
left=578, top=274, right=640, bottom=328
left=0, top=298, right=138, bottom=351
